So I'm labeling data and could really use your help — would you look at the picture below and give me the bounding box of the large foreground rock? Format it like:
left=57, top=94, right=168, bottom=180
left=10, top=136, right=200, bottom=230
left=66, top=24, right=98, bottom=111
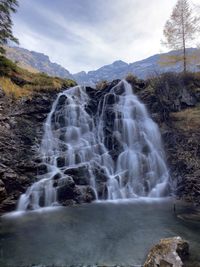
left=144, top=236, right=189, bottom=267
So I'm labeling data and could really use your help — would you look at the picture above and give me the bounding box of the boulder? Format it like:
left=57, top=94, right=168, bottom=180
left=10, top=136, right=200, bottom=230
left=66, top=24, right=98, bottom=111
left=74, top=185, right=96, bottom=204
left=56, top=157, right=66, bottom=168
left=56, top=176, right=76, bottom=202
left=56, top=94, right=67, bottom=109
left=1, top=197, right=17, bottom=212
left=64, top=165, right=90, bottom=185
left=56, top=175, right=96, bottom=205
left=143, top=237, right=189, bottom=267
left=37, top=163, right=48, bottom=175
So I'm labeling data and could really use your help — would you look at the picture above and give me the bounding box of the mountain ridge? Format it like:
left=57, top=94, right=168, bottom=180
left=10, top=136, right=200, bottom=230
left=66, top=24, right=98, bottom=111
left=74, top=48, right=200, bottom=85
left=5, top=46, right=200, bottom=85
left=5, top=46, right=74, bottom=80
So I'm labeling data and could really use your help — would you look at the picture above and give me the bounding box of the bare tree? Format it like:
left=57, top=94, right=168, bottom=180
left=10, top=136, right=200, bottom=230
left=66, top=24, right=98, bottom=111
left=162, top=0, right=199, bottom=73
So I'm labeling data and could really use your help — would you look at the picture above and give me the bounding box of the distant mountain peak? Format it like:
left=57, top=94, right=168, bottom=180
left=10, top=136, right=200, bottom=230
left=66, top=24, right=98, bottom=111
left=112, top=60, right=128, bottom=66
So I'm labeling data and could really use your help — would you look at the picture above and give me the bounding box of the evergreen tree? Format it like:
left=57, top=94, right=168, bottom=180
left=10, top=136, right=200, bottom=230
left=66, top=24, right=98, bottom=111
left=162, top=0, right=199, bottom=72
left=0, top=0, right=19, bottom=54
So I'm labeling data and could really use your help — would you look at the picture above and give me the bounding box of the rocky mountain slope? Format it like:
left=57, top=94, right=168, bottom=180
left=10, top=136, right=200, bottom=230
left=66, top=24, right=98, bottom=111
left=5, top=46, right=74, bottom=80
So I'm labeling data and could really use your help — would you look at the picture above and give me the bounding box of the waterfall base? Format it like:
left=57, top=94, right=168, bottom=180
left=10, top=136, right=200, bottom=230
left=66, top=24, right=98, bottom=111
left=1, top=200, right=200, bottom=266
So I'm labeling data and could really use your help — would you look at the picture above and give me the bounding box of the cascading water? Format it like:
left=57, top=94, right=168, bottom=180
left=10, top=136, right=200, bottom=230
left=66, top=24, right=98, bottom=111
left=17, top=80, right=169, bottom=211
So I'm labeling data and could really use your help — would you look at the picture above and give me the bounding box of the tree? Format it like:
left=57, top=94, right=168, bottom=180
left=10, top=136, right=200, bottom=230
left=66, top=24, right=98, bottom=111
left=162, top=0, right=199, bottom=73
left=0, top=0, right=19, bottom=54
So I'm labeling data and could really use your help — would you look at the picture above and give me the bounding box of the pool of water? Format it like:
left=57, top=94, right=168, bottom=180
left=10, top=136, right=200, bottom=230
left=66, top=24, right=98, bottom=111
left=0, top=198, right=200, bottom=267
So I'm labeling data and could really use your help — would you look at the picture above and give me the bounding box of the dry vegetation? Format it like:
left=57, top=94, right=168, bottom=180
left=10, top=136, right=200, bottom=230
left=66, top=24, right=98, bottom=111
left=171, top=104, right=200, bottom=131
left=0, top=56, right=76, bottom=99
left=0, top=77, right=30, bottom=98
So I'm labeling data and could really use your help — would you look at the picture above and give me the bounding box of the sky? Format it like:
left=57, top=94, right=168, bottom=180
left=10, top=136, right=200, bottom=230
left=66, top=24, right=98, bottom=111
left=12, top=0, right=200, bottom=73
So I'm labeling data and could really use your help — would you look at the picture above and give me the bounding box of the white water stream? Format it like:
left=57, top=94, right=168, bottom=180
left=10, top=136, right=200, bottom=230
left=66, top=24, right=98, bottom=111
left=17, top=80, right=169, bottom=210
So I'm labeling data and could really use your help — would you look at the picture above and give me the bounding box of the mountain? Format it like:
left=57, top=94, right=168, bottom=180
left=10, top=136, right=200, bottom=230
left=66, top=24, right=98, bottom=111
left=5, top=46, right=74, bottom=80
left=73, top=60, right=129, bottom=85
left=5, top=46, right=200, bottom=85
left=74, top=48, right=200, bottom=85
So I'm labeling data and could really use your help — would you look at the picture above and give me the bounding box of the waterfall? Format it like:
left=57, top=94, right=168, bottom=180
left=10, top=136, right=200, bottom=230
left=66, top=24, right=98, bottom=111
left=17, top=80, right=169, bottom=211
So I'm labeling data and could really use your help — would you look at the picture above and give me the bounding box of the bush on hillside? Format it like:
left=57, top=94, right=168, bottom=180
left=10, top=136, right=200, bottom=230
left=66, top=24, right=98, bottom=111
left=0, top=56, right=17, bottom=76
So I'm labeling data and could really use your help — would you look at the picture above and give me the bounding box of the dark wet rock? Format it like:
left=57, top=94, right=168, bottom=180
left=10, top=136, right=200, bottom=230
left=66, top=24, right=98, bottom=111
left=1, top=196, right=17, bottom=212
left=57, top=177, right=76, bottom=202
left=93, top=164, right=109, bottom=183
left=74, top=185, right=96, bottom=203
left=57, top=115, right=66, bottom=128
left=52, top=173, right=62, bottom=180
left=37, top=164, right=48, bottom=175
left=104, top=134, right=123, bottom=160
left=104, top=93, right=119, bottom=105
left=56, top=157, right=66, bottom=168
left=57, top=94, right=67, bottom=108
left=144, top=236, right=189, bottom=267
left=64, top=165, right=90, bottom=185
left=1, top=171, right=29, bottom=194
left=56, top=175, right=95, bottom=205
left=62, top=163, right=109, bottom=200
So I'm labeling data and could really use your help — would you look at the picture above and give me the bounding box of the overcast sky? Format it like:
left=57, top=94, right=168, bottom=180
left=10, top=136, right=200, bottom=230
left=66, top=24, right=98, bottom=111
left=12, top=0, right=200, bottom=73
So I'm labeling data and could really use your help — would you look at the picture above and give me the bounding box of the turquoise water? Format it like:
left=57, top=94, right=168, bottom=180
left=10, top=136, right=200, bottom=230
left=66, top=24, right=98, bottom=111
left=0, top=198, right=200, bottom=266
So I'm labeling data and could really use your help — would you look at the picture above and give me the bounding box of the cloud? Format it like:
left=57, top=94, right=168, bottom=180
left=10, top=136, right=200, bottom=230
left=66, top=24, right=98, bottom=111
left=12, top=0, right=200, bottom=73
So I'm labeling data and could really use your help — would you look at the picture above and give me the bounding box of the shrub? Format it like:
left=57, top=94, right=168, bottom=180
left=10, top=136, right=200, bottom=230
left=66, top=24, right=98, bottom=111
left=96, top=80, right=108, bottom=90
left=125, top=73, right=138, bottom=85
left=0, top=56, right=17, bottom=76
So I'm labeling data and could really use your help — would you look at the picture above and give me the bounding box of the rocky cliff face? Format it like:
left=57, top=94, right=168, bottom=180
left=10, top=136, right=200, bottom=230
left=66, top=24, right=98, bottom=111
left=0, top=87, right=65, bottom=213
left=135, top=73, right=200, bottom=205
left=0, top=73, right=200, bottom=213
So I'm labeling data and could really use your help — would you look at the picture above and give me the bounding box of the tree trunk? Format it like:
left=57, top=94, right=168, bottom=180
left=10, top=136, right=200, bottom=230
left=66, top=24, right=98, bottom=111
left=183, top=41, right=186, bottom=73
left=181, top=8, right=186, bottom=73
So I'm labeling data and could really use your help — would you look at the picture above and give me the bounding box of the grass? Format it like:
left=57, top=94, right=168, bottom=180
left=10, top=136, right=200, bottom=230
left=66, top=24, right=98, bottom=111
left=0, top=56, right=76, bottom=99
left=171, top=104, right=200, bottom=131
left=0, top=77, right=30, bottom=98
